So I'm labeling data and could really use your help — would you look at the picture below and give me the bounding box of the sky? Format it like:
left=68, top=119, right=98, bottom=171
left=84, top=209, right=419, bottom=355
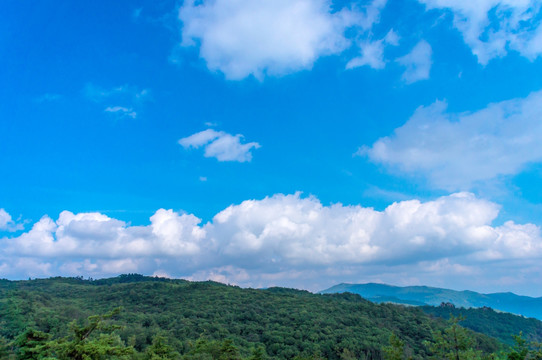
left=2, top=0, right=542, bottom=296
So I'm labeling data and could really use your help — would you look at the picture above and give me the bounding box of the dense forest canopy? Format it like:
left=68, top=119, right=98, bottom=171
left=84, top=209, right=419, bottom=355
left=1, top=275, right=541, bottom=359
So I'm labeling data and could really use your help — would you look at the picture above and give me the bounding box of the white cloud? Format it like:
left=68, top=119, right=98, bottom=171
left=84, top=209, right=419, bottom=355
left=84, top=83, right=148, bottom=119
left=418, top=0, right=542, bottom=63
left=346, top=29, right=400, bottom=70
left=0, top=209, right=12, bottom=230
left=362, top=90, right=542, bottom=190
left=347, top=40, right=387, bottom=70
left=104, top=106, right=137, bottom=119
left=5, top=210, right=204, bottom=259
left=179, top=129, right=261, bottom=162
left=187, top=266, right=251, bottom=285
left=13, top=258, right=53, bottom=278
left=0, top=209, right=23, bottom=232
left=2, top=193, right=541, bottom=293
left=396, top=40, right=432, bottom=83
left=84, top=84, right=148, bottom=102
left=206, top=192, right=506, bottom=268
left=178, top=0, right=387, bottom=79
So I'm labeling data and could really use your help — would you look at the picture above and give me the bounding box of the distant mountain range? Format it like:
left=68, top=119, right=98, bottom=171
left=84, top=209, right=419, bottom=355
left=320, top=283, right=542, bottom=320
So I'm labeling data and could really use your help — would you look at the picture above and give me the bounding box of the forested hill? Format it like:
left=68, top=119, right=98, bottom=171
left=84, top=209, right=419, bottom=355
left=321, top=283, right=542, bottom=320
left=421, top=304, right=542, bottom=346
left=0, top=275, right=502, bottom=359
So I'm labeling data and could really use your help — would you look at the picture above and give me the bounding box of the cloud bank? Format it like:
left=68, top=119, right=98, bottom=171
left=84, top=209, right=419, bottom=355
left=179, top=129, right=261, bottom=162
left=1, top=193, right=541, bottom=292
left=362, top=90, right=542, bottom=190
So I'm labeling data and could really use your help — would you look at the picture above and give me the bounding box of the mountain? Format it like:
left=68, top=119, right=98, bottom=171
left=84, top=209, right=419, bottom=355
left=320, top=283, right=542, bottom=320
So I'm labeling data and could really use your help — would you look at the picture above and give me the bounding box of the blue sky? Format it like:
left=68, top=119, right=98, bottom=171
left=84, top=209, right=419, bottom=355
left=2, top=0, right=542, bottom=295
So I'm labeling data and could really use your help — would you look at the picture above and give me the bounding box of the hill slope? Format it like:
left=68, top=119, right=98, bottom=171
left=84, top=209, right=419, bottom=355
left=321, top=283, right=542, bottom=319
left=421, top=304, right=542, bottom=346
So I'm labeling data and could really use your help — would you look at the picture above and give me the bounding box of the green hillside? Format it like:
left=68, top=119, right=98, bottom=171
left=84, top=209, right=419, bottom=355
left=0, top=275, right=504, bottom=359
left=421, top=304, right=542, bottom=346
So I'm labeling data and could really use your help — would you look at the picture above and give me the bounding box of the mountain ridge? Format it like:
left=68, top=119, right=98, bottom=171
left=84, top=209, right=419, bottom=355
left=320, top=282, right=542, bottom=320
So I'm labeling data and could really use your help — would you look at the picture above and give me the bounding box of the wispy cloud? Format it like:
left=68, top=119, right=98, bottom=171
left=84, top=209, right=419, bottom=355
left=132, top=7, right=143, bottom=20
left=346, top=29, right=400, bottom=70
left=104, top=106, right=137, bottom=119
left=418, top=0, right=542, bottom=64
left=34, top=93, right=62, bottom=103
left=83, top=83, right=149, bottom=103
left=179, top=129, right=261, bottom=162
left=0, top=209, right=24, bottom=232
left=397, top=40, right=432, bottom=83
left=361, top=90, right=542, bottom=190
left=1, top=193, right=541, bottom=292
left=84, top=83, right=149, bottom=119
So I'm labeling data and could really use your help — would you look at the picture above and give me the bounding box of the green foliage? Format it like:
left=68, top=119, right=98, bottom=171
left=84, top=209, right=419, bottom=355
left=421, top=305, right=542, bottom=346
left=247, top=345, right=267, bottom=360
left=0, top=335, right=12, bottom=359
left=144, top=334, right=180, bottom=359
left=44, top=308, right=134, bottom=360
left=13, top=328, right=51, bottom=359
left=505, top=332, right=542, bottom=360
left=0, top=275, right=507, bottom=359
left=182, top=337, right=242, bottom=360
left=383, top=334, right=408, bottom=360
left=425, top=315, right=485, bottom=360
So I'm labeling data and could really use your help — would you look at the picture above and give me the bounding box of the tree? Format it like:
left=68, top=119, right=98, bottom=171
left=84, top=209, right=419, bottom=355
left=48, top=307, right=134, bottom=360
left=507, top=333, right=529, bottom=360
left=13, top=328, right=51, bottom=359
left=144, top=334, right=180, bottom=359
left=219, top=339, right=240, bottom=360
left=506, top=333, right=542, bottom=360
left=426, top=315, right=483, bottom=360
left=247, top=345, right=267, bottom=360
left=383, top=333, right=406, bottom=360
left=0, top=336, right=12, bottom=359
left=183, top=337, right=221, bottom=359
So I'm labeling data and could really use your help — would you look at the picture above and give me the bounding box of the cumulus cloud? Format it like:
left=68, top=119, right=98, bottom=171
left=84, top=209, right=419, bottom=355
left=0, top=209, right=23, bottom=232
left=362, top=90, right=542, bottom=190
left=179, top=129, right=261, bottom=162
left=396, top=40, right=432, bottom=83
left=178, top=0, right=388, bottom=79
left=5, top=210, right=204, bottom=259
left=1, top=193, right=541, bottom=292
left=418, top=0, right=542, bottom=64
